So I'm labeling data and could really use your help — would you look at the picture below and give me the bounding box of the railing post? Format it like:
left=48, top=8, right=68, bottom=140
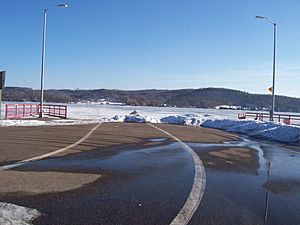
left=5, top=104, right=8, bottom=119
left=15, top=105, right=17, bottom=118
left=64, top=106, right=67, bottom=118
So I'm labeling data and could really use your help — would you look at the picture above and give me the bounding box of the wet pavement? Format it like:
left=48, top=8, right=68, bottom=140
left=1, top=141, right=194, bottom=225
left=189, top=138, right=300, bottom=225
left=0, top=123, right=299, bottom=225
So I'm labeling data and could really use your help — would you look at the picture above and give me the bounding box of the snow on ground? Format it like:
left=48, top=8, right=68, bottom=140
left=110, top=114, right=160, bottom=123
left=1, top=103, right=300, bottom=145
left=202, top=119, right=300, bottom=145
left=160, top=113, right=210, bottom=126
left=0, top=118, right=99, bottom=127
left=66, top=104, right=239, bottom=121
left=0, top=202, right=41, bottom=225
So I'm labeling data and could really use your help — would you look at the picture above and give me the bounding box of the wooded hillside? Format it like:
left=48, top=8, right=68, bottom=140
left=3, top=87, right=300, bottom=112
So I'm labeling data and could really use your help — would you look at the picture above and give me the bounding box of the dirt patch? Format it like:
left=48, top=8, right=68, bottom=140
left=0, top=124, right=97, bottom=164
left=0, top=171, right=101, bottom=194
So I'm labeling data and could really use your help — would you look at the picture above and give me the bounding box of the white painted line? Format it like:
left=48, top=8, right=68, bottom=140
left=148, top=124, right=206, bottom=225
left=0, top=123, right=102, bottom=171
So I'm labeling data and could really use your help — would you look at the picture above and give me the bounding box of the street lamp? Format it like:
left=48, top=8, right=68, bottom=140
left=39, top=3, right=68, bottom=118
left=255, top=15, right=277, bottom=121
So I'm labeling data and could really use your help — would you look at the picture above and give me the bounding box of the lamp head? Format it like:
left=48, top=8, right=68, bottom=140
left=57, top=3, right=68, bottom=8
left=255, top=16, right=265, bottom=19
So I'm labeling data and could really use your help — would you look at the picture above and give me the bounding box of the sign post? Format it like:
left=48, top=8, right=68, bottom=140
left=0, top=71, right=6, bottom=119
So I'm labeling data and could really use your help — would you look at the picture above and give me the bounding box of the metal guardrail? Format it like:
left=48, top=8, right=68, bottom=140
left=238, top=111, right=300, bottom=126
left=5, top=103, right=67, bottom=119
left=43, top=104, right=67, bottom=119
left=5, top=104, right=40, bottom=119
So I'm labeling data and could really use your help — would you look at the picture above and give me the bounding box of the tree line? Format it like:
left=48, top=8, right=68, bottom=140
left=3, top=87, right=300, bottom=112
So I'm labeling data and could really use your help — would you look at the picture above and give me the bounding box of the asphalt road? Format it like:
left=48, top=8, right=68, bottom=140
left=0, top=122, right=299, bottom=225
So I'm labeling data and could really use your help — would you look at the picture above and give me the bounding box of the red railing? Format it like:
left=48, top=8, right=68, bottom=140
left=5, top=104, right=40, bottom=119
left=238, top=112, right=300, bottom=126
left=43, top=104, right=67, bottom=119
left=5, top=104, right=67, bottom=119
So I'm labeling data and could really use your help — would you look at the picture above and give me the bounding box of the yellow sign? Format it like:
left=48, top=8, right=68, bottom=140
left=268, top=87, right=273, bottom=93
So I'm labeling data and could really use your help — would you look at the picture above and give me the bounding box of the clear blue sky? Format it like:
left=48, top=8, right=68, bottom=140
left=1, top=0, right=300, bottom=97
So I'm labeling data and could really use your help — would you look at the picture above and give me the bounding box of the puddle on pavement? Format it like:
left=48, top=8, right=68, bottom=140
left=148, top=138, right=167, bottom=142
left=187, top=138, right=300, bottom=225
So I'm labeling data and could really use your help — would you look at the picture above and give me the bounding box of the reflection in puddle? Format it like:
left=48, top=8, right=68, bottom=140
left=264, top=161, right=271, bottom=223
left=264, top=178, right=300, bottom=196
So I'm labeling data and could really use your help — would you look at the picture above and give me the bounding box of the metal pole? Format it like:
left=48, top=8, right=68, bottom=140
left=270, top=23, right=276, bottom=121
left=39, top=9, right=47, bottom=118
left=0, top=89, right=2, bottom=119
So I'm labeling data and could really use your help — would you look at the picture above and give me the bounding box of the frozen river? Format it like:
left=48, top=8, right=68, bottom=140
left=66, top=104, right=243, bottom=120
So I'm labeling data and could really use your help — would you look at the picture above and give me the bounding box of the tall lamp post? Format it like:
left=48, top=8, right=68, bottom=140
left=255, top=16, right=277, bottom=121
left=39, top=3, right=68, bottom=118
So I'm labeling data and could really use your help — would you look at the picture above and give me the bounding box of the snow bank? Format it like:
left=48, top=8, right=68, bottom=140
left=110, top=115, right=160, bottom=123
left=0, top=119, right=99, bottom=127
left=0, top=202, right=41, bottom=225
left=160, top=113, right=208, bottom=126
left=202, top=119, right=300, bottom=145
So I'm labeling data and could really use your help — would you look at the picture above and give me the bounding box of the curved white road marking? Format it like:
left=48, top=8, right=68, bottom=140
left=0, top=123, right=102, bottom=171
left=148, top=124, right=206, bottom=225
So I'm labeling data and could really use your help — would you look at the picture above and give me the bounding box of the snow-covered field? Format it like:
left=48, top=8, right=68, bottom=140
left=0, top=103, right=300, bottom=145
left=66, top=104, right=241, bottom=120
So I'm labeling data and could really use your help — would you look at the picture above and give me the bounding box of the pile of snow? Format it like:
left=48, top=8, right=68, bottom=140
left=110, top=114, right=160, bottom=123
left=0, top=202, right=40, bottom=225
left=202, top=119, right=300, bottom=145
left=160, top=113, right=209, bottom=126
left=109, top=113, right=208, bottom=125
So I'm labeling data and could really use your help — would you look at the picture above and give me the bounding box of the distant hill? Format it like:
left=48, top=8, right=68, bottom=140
left=2, top=87, right=300, bottom=112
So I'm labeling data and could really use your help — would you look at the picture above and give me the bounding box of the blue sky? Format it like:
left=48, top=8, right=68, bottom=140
left=1, top=0, right=300, bottom=97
